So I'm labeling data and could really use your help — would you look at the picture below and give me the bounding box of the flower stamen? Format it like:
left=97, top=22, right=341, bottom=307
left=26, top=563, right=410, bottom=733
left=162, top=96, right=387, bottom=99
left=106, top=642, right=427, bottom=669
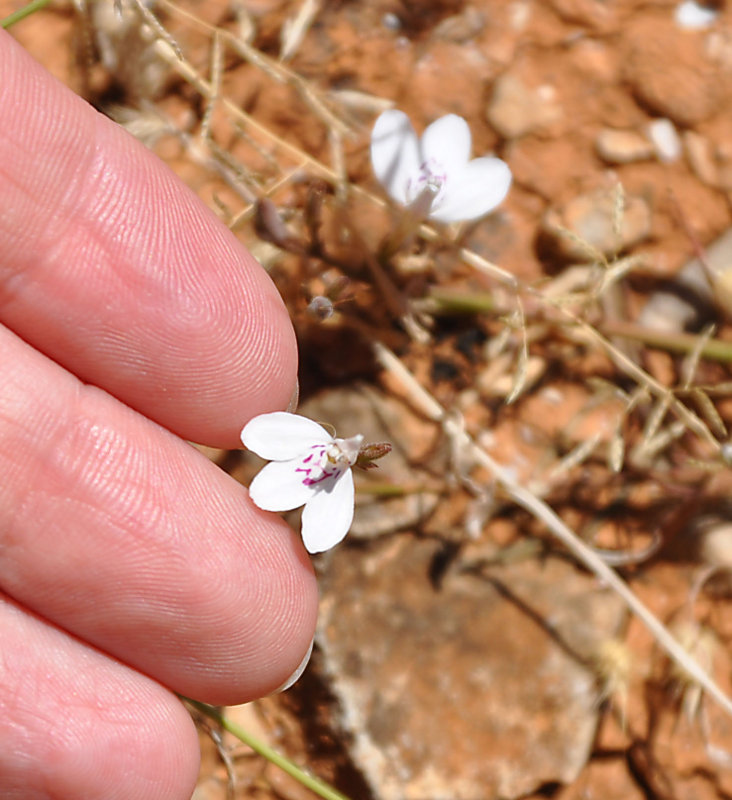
left=407, top=158, right=447, bottom=208
left=294, top=436, right=362, bottom=488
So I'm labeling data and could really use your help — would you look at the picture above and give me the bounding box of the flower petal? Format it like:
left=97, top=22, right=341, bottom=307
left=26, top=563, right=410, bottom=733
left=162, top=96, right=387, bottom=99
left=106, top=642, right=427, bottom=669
left=421, top=114, right=472, bottom=176
left=431, top=157, right=512, bottom=223
left=300, top=469, right=355, bottom=553
left=370, top=109, right=420, bottom=205
left=241, top=412, right=332, bottom=461
left=248, top=459, right=317, bottom=512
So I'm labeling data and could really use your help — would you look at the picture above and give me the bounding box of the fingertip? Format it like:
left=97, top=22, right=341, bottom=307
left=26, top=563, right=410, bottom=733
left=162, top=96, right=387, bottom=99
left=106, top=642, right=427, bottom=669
left=191, top=513, right=320, bottom=705
left=0, top=31, right=298, bottom=448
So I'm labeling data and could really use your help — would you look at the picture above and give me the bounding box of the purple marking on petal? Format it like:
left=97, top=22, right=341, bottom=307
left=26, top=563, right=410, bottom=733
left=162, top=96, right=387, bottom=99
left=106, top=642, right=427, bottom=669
left=299, top=464, right=341, bottom=486
left=292, top=443, right=347, bottom=487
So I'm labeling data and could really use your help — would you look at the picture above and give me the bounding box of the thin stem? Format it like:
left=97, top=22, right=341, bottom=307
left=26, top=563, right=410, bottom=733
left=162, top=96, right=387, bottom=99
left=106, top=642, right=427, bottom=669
left=1, top=0, right=52, bottom=28
left=426, top=287, right=495, bottom=315
left=185, top=699, right=352, bottom=800
left=602, top=320, right=732, bottom=364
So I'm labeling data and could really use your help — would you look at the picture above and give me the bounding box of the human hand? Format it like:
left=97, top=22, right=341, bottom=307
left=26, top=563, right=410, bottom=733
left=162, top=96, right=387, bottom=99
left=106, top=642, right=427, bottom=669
left=0, top=30, right=318, bottom=800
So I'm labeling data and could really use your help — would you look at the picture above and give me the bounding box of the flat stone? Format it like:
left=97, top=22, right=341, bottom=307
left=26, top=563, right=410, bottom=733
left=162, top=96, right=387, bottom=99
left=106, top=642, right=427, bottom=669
left=317, top=539, right=626, bottom=799
left=624, top=16, right=728, bottom=126
left=542, top=188, right=652, bottom=259
left=596, top=128, right=654, bottom=164
left=487, top=72, right=563, bottom=139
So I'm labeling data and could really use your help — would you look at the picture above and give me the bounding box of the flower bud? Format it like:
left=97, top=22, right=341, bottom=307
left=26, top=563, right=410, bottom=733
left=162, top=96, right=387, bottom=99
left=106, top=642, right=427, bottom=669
left=356, top=441, right=392, bottom=470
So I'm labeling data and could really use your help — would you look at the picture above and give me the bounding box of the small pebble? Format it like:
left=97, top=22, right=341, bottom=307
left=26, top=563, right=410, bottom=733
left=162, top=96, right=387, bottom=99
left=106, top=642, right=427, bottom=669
left=596, top=128, right=653, bottom=164
left=487, top=73, right=563, bottom=138
left=647, top=118, right=682, bottom=163
left=674, top=0, right=719, bottom=30
left=684, top=130, right=719, bottom=186
left=699, top=523, right=732, bottom=569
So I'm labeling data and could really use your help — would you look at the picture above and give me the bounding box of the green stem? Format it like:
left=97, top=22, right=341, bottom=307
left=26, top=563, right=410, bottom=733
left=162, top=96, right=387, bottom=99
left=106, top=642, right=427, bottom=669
left=185, top=699, right=352, bottom=800
left=427, top=287, right=495, bottom=315
left=1, top=0, right=53, bottom=29
left=602, top=321, right=732, bottom=364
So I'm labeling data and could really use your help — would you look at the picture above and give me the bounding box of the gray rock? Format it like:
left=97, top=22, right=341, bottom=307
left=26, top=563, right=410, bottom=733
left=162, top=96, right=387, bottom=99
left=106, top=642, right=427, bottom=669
left=316, top=539, right=626, bottom=800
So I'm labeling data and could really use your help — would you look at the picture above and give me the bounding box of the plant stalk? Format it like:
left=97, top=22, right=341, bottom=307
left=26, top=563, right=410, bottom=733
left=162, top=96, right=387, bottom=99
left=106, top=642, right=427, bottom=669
left=1, top=0, right=52, bottom=29
left=185, top=699, right=352, bottom=800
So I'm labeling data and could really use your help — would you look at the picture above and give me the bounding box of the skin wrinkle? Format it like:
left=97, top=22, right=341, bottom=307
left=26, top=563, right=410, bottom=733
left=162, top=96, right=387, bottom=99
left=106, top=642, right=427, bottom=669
left=0, top=373, right=124, bottom=546
left=0, top=370, right=76, bottom=543
left=51, top=413, right=171, bottom=544
left=38, top=156, right=205, bottom=339
left=14, top=403, right=190, bottom=586
left=0, top=157, right=80, bottom=282
left=0, top=81, right=93, bottom=271
left=0, top=166, right=36, bottom=253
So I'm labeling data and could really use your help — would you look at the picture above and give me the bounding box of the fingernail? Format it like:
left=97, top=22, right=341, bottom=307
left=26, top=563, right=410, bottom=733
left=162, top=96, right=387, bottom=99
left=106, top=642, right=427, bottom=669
left=286, top=379, right=300, bottom=413
left=273, top=637, right=313, bottom=693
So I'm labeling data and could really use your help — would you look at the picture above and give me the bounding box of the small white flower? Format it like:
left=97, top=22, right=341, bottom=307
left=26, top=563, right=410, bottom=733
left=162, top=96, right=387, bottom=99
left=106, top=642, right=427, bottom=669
left=370, top=109, right=512, bottom=224
left=241, top=412, right=363, bottom=554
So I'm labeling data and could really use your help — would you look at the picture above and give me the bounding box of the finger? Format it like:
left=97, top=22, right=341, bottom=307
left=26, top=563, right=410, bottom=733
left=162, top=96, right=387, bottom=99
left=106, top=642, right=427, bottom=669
left=0, top=594, right=200, bottom=800
left=0, top=324, right=318, bottom=704
left=0, top=31, right=296, bottom=448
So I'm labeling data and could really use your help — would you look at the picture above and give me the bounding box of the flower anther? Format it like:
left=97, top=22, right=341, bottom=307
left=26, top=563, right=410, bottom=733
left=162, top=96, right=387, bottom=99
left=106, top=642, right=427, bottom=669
left=370, top=109, right=512, bottom=223
left=241, top=411, right=363, bottom=554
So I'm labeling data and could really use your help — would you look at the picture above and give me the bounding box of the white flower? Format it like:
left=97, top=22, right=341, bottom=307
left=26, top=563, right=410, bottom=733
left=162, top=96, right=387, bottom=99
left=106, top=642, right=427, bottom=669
left=241, top=412, right=363, bottom=554
left=370, top=109, right=512, bottom=224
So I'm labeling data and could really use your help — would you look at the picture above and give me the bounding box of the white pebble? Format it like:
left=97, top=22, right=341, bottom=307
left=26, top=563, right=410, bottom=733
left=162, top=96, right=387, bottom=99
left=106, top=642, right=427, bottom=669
left=647, top=118, right=682, bottom=163
left=674, top=1, right=719, bottom=30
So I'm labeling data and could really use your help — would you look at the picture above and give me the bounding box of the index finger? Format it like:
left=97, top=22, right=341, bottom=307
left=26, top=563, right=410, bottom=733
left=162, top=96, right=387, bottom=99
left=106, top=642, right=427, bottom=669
left=0, top=30, right=297, bottom=448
